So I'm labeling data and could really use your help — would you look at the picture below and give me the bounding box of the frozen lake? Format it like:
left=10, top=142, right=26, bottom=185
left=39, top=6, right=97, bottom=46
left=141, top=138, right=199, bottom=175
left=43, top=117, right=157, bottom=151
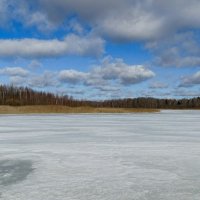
left=0, top=110, right=200, bottom=200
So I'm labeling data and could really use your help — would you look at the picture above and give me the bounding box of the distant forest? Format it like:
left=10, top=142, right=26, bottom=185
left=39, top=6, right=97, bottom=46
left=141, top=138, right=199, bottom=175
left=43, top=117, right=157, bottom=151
left=0, top=85, right=200, bottom=109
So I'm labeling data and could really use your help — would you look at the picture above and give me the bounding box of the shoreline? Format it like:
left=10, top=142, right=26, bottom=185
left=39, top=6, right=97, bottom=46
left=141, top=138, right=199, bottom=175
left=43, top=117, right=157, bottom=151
left=0, top=105, right=159, bottom=114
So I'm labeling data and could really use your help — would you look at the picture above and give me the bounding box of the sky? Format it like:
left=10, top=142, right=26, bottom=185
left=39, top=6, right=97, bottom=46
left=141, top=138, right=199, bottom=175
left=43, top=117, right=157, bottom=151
left=0, top=0, right=200, bottom=100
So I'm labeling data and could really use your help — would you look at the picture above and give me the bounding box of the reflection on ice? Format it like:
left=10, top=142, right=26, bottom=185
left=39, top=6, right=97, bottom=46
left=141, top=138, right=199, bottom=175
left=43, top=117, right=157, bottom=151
left=0, top=110, right=200, bottom=200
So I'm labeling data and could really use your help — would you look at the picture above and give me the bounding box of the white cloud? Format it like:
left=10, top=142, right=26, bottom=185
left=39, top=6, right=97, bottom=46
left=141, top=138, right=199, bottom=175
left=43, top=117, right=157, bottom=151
left=25, top=11, right=55, bottom=32
left=34, top=0, right=169, bottom=40
left=59, top=58, right=155, bottom=88
left=59, top=70, right=87, bottom=84
left=28, top=71, right=58, bottom=88
left=146, top=32, right=200, bottom=68
left=69, top=20, right=84, bottom=34
left=1, top=0, right=200, bottom=41
left=1, top=69, right=58, bottom=88
left=28, top=60, right=43, bottom=69
left=0, top=67, right=29, bottom=77
left=0, top=0, right=9, bottom=27
left=91, top=58, right=155, bottom=85
left=149, top=82, right=168, bottom=89
left=179, top=71, right=200, bottom=87
left=0, top=34, right=104, bottom=58
left=1, top=0, right=200, bottom=71
left=10, top=76, right=27, bottom=86
left=7, top=0, right=199, bottom=41
left=95, top=6, right=165, bottom=41
left=0, top=0, right=55, bottom=31
left=173, top=88, right=200, bottom=97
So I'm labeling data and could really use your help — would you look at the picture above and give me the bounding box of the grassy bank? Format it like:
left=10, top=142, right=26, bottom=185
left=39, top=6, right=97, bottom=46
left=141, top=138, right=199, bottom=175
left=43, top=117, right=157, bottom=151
left=0, top=106, right=159, bottom=114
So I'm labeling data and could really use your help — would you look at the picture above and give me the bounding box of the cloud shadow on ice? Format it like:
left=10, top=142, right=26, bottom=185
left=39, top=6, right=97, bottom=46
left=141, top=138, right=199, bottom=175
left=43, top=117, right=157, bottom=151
left=0, top=160, right=34, bottom=186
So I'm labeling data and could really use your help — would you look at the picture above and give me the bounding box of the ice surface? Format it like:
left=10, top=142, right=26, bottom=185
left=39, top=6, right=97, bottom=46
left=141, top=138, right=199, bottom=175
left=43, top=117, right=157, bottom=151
left=0, top=160, right=33, bottom=186
left=0, top=110, right=200, bottom=200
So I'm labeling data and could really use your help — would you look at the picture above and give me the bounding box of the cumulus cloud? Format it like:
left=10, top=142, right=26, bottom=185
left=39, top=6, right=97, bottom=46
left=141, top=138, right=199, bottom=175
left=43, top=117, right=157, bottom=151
left=173, top=88, right=200, bottom=97
left=0, top=0, right=55, bottom=31
left=59, top=58, right=155, bottom=88
left=28, top=71, right=58, bottom=88
left=1, top=0, right=200, bottom=70
left=69, top=20, right=84, bottom=34
left=0, top=0, right=9, bottom=27
left=140, top=88, right=200, bottom=98
left=3, top=0, right=200, bottom=41
left=2, top=69, right=58, bottom=88
left=45, top=0, right=164, bottom=41
left=0, top=34, right=104, bottom=58
left=0, top=0, right=198, bottom=41
left=59, top=70, right=87, bottom=84
left=0, top=58, right=154, bottom=96
left=149, top=82, right=168, bottom=89
left=0, top=67, right=29, bottom=77
left=28, top=60, right=43, bottom=69
left=92, top=58, right=155, bottom=85
left=179, top=71, right=200, bottom=87
left=146, top=32, right=200, bottom=68
left=10, top=76, right=27, bottom=86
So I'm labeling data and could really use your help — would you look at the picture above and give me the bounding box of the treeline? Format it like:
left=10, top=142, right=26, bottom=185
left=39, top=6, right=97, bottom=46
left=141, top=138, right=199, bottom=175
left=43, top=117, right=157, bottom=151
left=0, top=85, right=87, bottom=107
left=98, top=97, right=200, bottom=109
left=0, top=85, right=200, bottom=109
